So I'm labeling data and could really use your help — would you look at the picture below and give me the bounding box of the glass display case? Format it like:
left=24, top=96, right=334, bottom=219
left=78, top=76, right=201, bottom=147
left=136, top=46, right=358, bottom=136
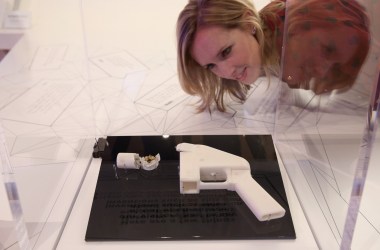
left=0, top=0, right=379, bottom=249
left=274, top=0, right=380, bottom=248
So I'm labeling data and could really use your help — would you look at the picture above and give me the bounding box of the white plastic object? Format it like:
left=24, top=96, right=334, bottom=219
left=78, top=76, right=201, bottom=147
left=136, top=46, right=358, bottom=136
left=176, top=143, right=286, bottom=221
left=116, top=153, right=160, bottom=171
left=116, top=153, right=140, bottom=169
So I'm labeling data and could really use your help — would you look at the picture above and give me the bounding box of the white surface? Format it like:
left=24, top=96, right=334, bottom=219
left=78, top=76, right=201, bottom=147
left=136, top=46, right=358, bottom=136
left=56, top=145, right=318, bottom=250
left=275, top=134, right=380, bottom=250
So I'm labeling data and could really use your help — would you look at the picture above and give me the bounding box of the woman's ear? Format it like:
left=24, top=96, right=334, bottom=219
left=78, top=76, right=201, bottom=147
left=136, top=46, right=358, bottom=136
left=242, top=10, right=257, bottom=34
left=243, top=9, right=255, bottom=19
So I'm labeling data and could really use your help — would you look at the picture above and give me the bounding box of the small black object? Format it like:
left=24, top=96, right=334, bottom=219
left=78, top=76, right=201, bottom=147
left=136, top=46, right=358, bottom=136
left=92, top=138, right=109, bottom=158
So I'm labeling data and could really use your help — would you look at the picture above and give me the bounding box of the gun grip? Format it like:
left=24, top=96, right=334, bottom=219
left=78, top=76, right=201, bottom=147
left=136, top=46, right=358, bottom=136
left=233, top=171, right=286, bottom=221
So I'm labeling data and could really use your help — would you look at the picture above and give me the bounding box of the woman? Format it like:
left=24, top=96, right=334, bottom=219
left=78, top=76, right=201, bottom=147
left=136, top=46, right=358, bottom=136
left=176, top=0, right=370, bottom=112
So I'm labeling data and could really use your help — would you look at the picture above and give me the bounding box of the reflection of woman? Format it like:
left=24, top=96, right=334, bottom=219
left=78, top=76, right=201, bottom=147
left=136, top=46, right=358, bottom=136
left=177, top=0, right=370, bottom=112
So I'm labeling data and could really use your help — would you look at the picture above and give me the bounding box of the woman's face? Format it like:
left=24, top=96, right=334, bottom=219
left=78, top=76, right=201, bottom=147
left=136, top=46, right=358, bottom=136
left=191, top=25, right=262, bottom=85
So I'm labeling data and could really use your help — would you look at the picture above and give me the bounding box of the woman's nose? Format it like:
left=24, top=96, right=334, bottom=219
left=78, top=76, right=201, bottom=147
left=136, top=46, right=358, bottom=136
left=215, top=61, right=234, bottom=79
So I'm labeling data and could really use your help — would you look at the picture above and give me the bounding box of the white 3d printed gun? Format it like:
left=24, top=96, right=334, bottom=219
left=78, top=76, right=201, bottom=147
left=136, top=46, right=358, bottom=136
left=176, top=143, right=286, bottom=221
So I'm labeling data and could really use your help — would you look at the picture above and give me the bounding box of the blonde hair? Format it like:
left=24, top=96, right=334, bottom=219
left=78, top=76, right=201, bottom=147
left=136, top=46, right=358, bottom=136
left=176, top=0, right=283, bottom=112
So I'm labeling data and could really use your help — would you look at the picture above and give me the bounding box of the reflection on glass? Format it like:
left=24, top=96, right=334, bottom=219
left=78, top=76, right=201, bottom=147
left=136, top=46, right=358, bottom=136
left=176, top=0, right=370, bottom=112
left=281, top=0, right=370, bottom=94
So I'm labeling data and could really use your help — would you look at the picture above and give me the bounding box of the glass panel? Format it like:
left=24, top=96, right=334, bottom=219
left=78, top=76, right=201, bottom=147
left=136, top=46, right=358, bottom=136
left=0, top=1, right=95, bottom=249
left=79, top=0, right=280, bottom=136
left=341, top=72, right=379, bottom=249
left=0, top=121, right=31, bottom=249
left=274, top=0, right=380, bottom=249
left=69, top=0, right=312, bottom=248
left=79, top=0, right=216, bottom=136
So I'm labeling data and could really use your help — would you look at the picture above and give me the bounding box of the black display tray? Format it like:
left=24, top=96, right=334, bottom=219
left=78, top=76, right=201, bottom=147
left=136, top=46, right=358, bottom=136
left=85, top=135, right=296, bottom=241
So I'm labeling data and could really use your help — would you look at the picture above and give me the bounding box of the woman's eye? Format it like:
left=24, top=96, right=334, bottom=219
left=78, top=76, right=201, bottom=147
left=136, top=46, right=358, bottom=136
left=221, top=46, right=232, bottom=58
left=206, top=64, right=215, bottom=70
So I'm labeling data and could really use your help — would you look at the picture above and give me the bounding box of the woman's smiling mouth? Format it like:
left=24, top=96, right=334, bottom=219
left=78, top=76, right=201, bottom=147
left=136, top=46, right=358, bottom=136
left=234, top=67, right=247, bottom=82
